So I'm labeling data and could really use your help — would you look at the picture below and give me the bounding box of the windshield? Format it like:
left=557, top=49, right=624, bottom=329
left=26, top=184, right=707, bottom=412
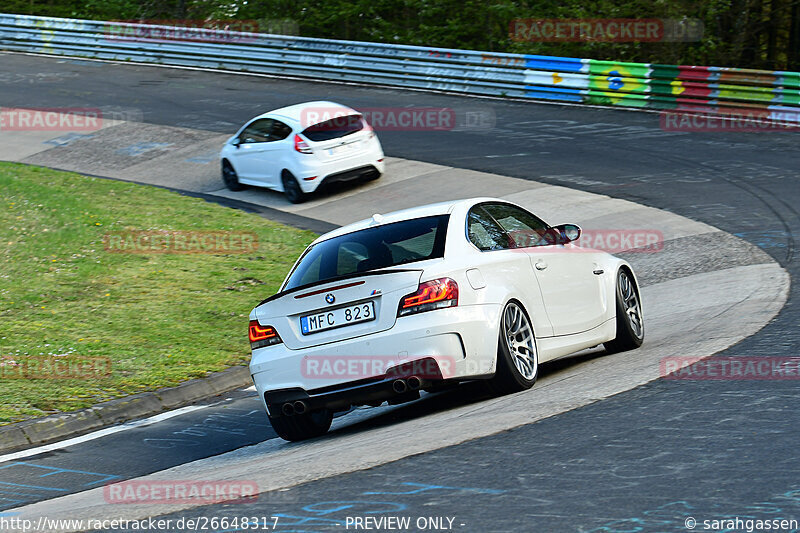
left=284, top=215, right=449, bottom=291
left=302, top=114, right=365, bottom=141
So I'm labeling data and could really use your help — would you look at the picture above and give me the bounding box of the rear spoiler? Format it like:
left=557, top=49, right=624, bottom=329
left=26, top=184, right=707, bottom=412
left=256, top=268, right=422, bottom=307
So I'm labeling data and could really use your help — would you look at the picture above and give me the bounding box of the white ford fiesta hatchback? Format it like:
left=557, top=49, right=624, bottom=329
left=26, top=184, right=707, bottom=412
left=248, top=198, right=644, bottom=441
left=220, top=101, right=385, bottom=203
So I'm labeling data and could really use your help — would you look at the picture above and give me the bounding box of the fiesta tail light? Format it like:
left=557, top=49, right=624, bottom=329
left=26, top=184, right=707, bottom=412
left=363, top=121, right=375, bottom=139
left=249, top=320, right=282, bottom=349
left=294, top=134, right=312, bottom=154
left=397, top=278, right=458, bottom=317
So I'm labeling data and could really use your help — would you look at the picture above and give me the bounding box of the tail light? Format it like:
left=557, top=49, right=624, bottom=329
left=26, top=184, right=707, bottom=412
left=397, top=278, right=458, bottom=317
left=363, top=121, right=375, bottom=140
left=249, top=320, right=282, bottom=349
left=294, top=134, right=312, bottom=154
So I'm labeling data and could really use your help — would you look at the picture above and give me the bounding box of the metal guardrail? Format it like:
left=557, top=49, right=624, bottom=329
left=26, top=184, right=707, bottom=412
left=2, top=13, right=799, bottom=121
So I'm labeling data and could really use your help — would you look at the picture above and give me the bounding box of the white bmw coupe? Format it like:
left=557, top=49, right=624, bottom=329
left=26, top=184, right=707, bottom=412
left=249, top=198, right=644, bottom=440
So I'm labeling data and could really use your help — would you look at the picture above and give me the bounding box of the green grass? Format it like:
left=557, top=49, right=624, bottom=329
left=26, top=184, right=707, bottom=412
left=0, top=162, right=317, bottom=425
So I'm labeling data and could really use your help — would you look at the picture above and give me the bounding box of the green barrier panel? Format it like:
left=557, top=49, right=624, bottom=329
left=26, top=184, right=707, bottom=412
left=779, top=72, right=800, bottom=89
left=717, top=83, right=782, bottom=103
left=587, top=74, right=650, bottom=95
left=585, top=90, right=649, bottom=107
left=649, top=79, right=693, bottom=98
left=781, top=92, right=800, bottom=105
left=649, top=64, right=681, bottom=81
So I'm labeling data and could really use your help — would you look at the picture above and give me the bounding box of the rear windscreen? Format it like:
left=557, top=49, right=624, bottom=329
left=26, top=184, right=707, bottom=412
left=284, top=215, right=449, bottom=290
left=302, top=114, right=364, bottom=141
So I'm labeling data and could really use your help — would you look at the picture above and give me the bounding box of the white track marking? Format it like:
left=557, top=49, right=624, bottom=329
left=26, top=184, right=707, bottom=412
left=0, top=404, right=212, bottom=463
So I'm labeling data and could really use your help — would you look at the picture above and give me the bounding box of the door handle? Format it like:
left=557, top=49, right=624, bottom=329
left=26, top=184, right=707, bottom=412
left=593, top=269, right=604, bottom=275
left=535, top=261, right=548, bottom=271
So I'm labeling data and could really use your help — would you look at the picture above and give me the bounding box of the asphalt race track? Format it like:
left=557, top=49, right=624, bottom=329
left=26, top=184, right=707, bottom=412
left=1, top=52, right=799, bottom=532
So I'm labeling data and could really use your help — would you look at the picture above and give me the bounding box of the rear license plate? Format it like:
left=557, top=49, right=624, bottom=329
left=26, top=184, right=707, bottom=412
left=300, top=301, right=376, bottom=335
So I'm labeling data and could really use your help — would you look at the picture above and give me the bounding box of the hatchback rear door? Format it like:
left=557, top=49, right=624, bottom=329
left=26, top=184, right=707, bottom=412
left=300, top=114, right=372, bottom=161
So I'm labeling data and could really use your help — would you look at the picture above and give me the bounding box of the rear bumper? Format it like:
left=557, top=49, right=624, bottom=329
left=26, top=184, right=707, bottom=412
left=320, top=164, right=381, bottom=186
left=263, top=359, right=448, bottom=416
left=250, top=304, right=501, bottom=414
left=295, top=145, right=384, bottom=193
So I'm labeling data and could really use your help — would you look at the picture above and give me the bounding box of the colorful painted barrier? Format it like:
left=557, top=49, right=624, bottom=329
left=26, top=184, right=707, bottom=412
left=1, top=13, right=798, bottom=122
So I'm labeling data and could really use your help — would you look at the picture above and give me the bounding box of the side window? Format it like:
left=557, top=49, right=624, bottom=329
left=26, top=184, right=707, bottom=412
left=238, top=119, right=273, bottom=144
left=270, top=120, right=293, bottom=141
left=467, top=206, right=511, bottom=251
left=482, top=204, right=550, bottom=248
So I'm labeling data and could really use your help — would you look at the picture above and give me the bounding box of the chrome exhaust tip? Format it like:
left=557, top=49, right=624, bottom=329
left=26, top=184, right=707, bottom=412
left=407, top=376, right=422, bottom=390
left=293, top=400, right=308, bottom=415
left=392, top=379, right=408, bottom=394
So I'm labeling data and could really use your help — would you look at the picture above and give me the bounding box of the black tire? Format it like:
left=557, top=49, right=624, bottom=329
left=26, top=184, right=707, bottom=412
left=281, top=171, right=307, bottom=204
left=486, top=300, right=538, bottom=395
left=221, top=160, right=245, bottom=191
left=268, top=409, right=333, bottom=442
left=603, top=268, right=645, bottom=354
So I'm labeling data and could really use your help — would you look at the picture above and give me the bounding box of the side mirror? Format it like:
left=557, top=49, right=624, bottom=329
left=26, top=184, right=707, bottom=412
left=231, top=138, right=242, bottom=148
left=551, top=223, right=582, bottom=244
